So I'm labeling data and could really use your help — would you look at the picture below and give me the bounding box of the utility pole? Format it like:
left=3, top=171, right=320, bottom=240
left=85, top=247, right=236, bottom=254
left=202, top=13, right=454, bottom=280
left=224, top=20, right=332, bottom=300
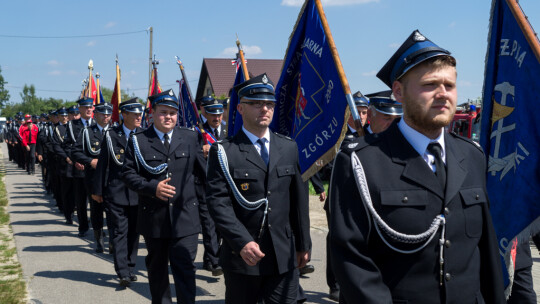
left=148, top=26, right=153, bottom=93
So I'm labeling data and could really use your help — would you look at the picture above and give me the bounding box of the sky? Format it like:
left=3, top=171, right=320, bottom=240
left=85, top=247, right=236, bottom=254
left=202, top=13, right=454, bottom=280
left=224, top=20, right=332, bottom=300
left=1, top=0, right=539, bottom=106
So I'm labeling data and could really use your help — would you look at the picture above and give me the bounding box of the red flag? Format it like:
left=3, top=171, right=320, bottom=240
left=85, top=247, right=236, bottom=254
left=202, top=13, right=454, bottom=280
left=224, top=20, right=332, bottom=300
left=111, top=60, right=121, bottom=123
left=143, top=68, right=162, bottom=126
left=86, top=76, right=97, bottom=104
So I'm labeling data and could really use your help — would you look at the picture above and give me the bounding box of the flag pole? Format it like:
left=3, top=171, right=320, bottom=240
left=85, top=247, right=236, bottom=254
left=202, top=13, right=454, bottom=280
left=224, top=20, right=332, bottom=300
left=175, top=57, right=201, bottom=123
left=506, top=0, right=540, bottom=63
left=313, top=0, right=364, bottom=136
left=96, top=73, right=101, bottom=104
left=87, top=59, right=94, bottom=99
left=115, top=54, right=121, bottom=104
left=236, top=35, right=250, bottom=81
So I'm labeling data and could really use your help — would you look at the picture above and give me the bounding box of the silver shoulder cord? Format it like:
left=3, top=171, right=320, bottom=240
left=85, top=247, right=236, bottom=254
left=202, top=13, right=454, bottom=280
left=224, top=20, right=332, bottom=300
left=132, top=134, right=168, bottom=175
left=55, top=126, right=63, bottom=143
left=351, top=152, right=447, bottom=284
left=106, top=131, right=123, bottom=166
left=82, top=128, right=100, bottom=156
left=68, top=121, right=76, bottom=142
left=217, top=143, right=268, bottom=239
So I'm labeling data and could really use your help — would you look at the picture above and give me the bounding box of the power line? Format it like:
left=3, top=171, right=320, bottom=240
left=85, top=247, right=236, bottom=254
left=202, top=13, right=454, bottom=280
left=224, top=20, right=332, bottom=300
left=0, top=29, right=148, bottom=39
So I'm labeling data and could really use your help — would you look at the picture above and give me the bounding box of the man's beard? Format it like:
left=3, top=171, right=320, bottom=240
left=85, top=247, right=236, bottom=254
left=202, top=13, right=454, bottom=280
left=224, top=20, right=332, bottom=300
left=403, top=96, right=455, bottom=132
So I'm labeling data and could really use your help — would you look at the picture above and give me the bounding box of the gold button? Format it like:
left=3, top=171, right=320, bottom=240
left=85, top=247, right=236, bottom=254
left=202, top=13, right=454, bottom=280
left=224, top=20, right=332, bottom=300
left=475, top=194, right=480, bottom=200
left=402, top=196, right=408, bottom=203
left=445, top=240, right=451, bottom=248
left=445, top=273, right=452, bottom=281
left=444, top=208, right=450, bottom=216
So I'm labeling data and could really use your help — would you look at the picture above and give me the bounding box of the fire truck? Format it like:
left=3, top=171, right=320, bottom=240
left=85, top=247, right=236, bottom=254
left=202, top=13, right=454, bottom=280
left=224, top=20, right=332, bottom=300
left=447, top=103, right=481, bottom=142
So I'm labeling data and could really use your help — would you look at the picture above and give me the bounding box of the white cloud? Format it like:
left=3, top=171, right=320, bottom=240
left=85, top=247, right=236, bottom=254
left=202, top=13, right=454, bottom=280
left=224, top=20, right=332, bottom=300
left=48, top=70, right=61, bottom=76
left=389, top=43, right=400, bottom=49
left=361, top=70, right=377, bottom=77
left=105, top=21, right=116, bottom=28
left=86, top=40, right=96, bottom=47
left=282, top=0, right=378, bottom=7
left=221, top=45, right=262, bottom=57
left=47, top=60, right=59, bottom=66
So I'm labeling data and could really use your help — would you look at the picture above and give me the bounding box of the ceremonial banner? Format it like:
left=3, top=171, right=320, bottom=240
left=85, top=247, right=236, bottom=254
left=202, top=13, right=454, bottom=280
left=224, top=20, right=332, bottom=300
left=87, top=76, right=97, bottom=104
left=177, top=79, right=199, bottom=128
left=111, top=58, right=121, bottom=123
left=142, top=68, right=161, bottom=126
left=480, top=0, right=540, bottom=294
left=270, top=0, right=350, bottom=180
left=227, top=62, right=246, bottom=137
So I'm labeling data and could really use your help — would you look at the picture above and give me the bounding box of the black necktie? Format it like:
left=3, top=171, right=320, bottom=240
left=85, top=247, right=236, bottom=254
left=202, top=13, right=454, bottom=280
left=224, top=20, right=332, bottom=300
left=214, top=128, right=219, bottom=139
left=427, top=142, right=446, bottom=190
left=257, top=138, right=269, bottom=166
left=163, top=133, right=170, bottom=153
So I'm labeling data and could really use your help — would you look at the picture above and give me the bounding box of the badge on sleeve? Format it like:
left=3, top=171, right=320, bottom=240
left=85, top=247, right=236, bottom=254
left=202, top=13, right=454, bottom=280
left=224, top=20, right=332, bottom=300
left=241, top=183, right=249, bottom=191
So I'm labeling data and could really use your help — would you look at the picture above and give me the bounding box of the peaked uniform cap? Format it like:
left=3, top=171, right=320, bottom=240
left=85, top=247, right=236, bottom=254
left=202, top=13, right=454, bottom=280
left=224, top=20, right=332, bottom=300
left=77, top=97, right=94, bottom=106
left=352, top=91, right=369, bottom=107
left=95, top=102, right=113, bottom=114
left=148, top=89, right=178, bottom=109
left=119, top=98, right=144, bottom=113
left=377, top=30, right=453, bottom=87
left=365, top=90, right=403, bottom=116
left=234, top=73, right=276, bottom=102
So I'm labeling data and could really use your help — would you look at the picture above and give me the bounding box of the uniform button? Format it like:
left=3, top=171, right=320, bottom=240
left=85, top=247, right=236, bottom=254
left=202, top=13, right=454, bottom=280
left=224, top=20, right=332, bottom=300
left=268, top=207, right=272, bottom=212
left=475, top=194, right=480, bottom=200
left=267, top=191, right=271, bottom=195
left=444, top=207, right=450, bottom=216
left=445, top=240, right=451, bottom=248
left=286, top=169, right=289, bottom=173
left=169, top=203, right=173, bottom=206
left=268, top=224, right=272, bottom=228
left=168, top=158, right=171, bottom=161
left=445, top=273, right=452, bottom=281
left=245, top=173, right=249, bottom=177
left=402, top=196, right=408, bottom=203
left=182, top=153, right=185, bottom=156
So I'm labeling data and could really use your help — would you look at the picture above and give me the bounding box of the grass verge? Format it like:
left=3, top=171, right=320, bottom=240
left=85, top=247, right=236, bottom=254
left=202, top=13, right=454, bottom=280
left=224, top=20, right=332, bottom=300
left=0, top=162, right=27, bottom=304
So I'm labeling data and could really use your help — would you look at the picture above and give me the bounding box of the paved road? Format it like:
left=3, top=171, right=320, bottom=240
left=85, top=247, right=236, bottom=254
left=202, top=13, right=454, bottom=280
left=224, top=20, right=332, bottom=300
left=3, top=143, right=331, bottom=304
left=3, top=142, right=540, bottom=303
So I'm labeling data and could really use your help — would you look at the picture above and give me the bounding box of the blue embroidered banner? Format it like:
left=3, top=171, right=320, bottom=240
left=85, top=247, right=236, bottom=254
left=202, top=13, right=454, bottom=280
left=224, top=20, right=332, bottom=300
left=480, top=0, right=540, bottom=291
left=177, top=79, right=199, bottom=128
left=270, top=0, right=348, bottom=179
left=227, top=63, right=246, bottom=137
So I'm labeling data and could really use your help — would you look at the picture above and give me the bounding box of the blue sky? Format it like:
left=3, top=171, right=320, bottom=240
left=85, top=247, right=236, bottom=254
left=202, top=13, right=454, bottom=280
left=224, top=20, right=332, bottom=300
left=1, top=0, right=539, bottom=105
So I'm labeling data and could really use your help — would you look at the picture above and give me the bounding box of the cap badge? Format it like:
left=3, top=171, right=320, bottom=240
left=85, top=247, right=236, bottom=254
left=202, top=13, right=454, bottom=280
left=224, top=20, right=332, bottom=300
left=241, top=183, right=249, bottom=191
left=348, top=143, right=358, bottom=149
left=169, top=90, right=174, bottom=96
left=413, top=31, right=426, bottom=42
left=120, top=149, right=124, bottom=154
left=262, top=75, right=268, bottom=84
left=116, top=154, right=121, bottom=160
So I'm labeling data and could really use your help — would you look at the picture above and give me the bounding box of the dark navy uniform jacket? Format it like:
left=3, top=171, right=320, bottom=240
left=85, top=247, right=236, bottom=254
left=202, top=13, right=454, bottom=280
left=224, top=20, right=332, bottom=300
left=64, top=119, right=92, bottom=178
left=206, top=130, right=311, bottom=276
left=52, top=123, right=71, bottom=176
left=121, top=125, right=206, bottom=238
left=93, top=125, right=142, bottom=206
left=329, top=122, right=505, bottom=304
left=71, top=124, right=105, bottom=185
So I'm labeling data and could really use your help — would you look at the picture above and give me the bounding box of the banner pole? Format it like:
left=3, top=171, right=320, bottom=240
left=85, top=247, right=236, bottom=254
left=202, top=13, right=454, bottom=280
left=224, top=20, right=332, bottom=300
left=313, top=0, right=363, bottom=135
left=506, top=0, right=540, bottom=63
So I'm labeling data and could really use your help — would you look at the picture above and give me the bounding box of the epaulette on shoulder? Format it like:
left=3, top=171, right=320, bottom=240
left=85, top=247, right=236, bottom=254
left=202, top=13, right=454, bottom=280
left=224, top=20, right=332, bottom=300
left=273, top=132, right=293, bottom=141
left=450, top=132, right=483, bottom=153
left=133, top=129, right=146, bottom=136
left=341, top=137, right=370, bottom=153
left=177, top=126, right=197, bottom=133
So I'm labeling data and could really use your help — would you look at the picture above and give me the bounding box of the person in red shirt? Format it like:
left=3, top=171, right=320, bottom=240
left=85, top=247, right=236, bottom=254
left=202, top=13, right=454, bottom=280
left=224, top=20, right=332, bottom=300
left=19, top=114, right=39, bottom=175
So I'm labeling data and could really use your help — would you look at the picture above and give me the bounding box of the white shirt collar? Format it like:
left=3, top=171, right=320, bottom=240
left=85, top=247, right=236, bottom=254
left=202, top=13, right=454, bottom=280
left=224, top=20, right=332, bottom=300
left=242, top=126, right=270, bottom=144
left=153, top=126, right=173, bottom=143
left=122, top=124, right=135, bottom=140
left=81, top=117, right=90, bottom=126
left=347, top=124, right=357, bottom=134
left=398, top=119, right=446, bottom=164
left=96, top=123, right=108, bottom=133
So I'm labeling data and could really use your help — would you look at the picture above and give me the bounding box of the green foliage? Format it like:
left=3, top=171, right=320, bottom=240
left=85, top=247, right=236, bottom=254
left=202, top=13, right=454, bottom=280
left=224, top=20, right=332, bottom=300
left=0, top=66, right=10, bottom=109
left=100, top=86, right=141, bottom=104
left=2, top=86, right=67, bottom=118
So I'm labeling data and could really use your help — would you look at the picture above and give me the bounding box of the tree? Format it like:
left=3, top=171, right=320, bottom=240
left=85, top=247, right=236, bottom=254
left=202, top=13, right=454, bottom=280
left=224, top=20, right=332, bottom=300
left=100, top=87, right=143, bottom=104
left=0, top=65, right=10, bottom=109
